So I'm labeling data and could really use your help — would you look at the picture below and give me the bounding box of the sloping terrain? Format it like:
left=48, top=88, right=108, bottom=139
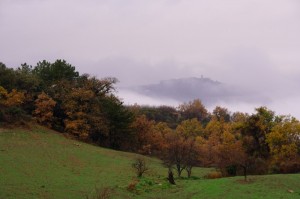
left=0, top=127, right=299, bottom=199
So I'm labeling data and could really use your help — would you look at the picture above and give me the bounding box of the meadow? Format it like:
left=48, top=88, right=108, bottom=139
left=0, top=127, right=299, bottom=199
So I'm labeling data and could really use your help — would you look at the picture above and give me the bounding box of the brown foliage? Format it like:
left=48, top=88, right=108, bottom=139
left=131, top=115, right=167, bottom=155
left=5, top=89, right=25, bottom=107
left=127, top=180, right=139, bottom=192
left=178, top=99, right=208, bottom=122
left=0, top=88, right=25, bottom=107
left=204, top=171, right=223, bottom=179
left=162, top=133, right=200, bottom=177
left=33, top=92, right=56, bottom=127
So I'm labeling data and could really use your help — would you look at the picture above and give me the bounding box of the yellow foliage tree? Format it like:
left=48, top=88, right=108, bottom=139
left=176, top=118, right=203, bottom=139
left=63, top=88, right=95, bottom=139
left=0, top=86, right=8, bottom=105
left=4, top=89, right=25, bottom=107
left=267, top=117, right=300, bottom=166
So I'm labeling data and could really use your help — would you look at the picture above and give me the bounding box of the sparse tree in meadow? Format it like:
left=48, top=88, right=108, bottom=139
left=162, top=133, right=186, bottom=177
left=162, top=132, right=201, bottom=178
left=184, top=138, right=201, bottom=178
left=132, top=157, right=149, bottom=178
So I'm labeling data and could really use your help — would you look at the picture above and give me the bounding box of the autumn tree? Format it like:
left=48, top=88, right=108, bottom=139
left=176, top=118, right=203, bottom=139
left=266, top=116, right=300, bottom=173
left=152, top=122, right=173, bottom=156
left=0, top=87, right=26, bottom=123
left=163, top=132, right=200, bottom=178
left=204, top=116, right=231, bottom=139
left=0, top=86, right=8, bottom=105
left=198, top=132, right=219, bottom=167
left=212, top=106, right=231, bottom=122
left=33, top=92, right=56, bottom=127
left=132, top=157, right=149, bottom=177
left=162, top=133, right=186, bottom=177
left=241, top=107, right=276, bottom=159
left=0, top=86, right=8, bottom=121
left=131, top=115, right=156, bottom=154
left=184, top=138, right=201, bottom=178
left=135, top=105, right=180, bottom=129
left=4, top=89, right=25, bottom=107
left=153, top=122, right=173, bottom=138
left=178, top=99, right=208, bottom=124
left=215, top=131, right=238, bottom=175
left=63, top=88, right=94, bottom=139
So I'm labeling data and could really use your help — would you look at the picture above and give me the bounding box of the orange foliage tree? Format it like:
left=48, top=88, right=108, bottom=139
left=63, top=88, right=95, bottom=139
left=33, top=92, right=56, bottom=127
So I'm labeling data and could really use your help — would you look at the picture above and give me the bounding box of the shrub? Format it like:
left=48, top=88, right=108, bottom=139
left=226, top=165, right=237, bottom=176
left=204, top=171, right=223, bottom=179
left=132, top=157, right=149, bottom=177
left=127, top=180, right=139, bottom=192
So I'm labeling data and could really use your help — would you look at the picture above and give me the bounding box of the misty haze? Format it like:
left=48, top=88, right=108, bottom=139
left=1, top=0, right=300, bottom=117
left=1, top=1, right=300, bottom=198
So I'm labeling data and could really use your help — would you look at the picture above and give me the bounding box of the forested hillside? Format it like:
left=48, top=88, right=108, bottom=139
left=1, top=60, right=300, bottom=179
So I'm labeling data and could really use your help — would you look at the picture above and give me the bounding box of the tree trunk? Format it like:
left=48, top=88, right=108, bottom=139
left=168, top=169, right=176, bottom=185
left=242, top=166, right=247, bottom=181
left=186, top=166, right=192, bottom=178
left=176, top=164, right=182, bottom=177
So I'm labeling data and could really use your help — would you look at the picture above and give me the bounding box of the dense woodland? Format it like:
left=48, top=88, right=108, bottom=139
left=1, top=60, right=300, bottom=179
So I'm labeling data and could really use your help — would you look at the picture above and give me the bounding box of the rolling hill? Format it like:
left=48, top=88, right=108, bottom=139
left=0, top=127, right=299, bottom=199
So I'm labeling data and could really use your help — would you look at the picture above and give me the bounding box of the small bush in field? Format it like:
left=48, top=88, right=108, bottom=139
left=127, top=180, right=139, bottom=192
left=204, top=171, right=223, bottom=179
left=132, top=157, right=149, bottom=177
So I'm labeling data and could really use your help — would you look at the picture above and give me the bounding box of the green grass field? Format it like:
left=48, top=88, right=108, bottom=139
left=0, top=127, right=300, bottom=199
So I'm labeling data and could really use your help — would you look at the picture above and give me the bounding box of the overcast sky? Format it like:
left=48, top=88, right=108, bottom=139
left=1, top=0, right=300, bottom=117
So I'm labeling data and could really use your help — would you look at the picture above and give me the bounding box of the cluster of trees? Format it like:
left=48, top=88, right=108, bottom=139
left=0, top=60, right=133, bottom=149
left=1, top=60, right=300, bottom=179
left=129, top=100, right=300, bottom=179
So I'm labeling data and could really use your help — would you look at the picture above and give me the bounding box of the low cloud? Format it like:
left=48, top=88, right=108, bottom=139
left=1, top=0, right=300, bottom=117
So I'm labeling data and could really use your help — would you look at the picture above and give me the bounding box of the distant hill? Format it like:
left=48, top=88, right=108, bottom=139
left=124, top=77, right=268, bottom=106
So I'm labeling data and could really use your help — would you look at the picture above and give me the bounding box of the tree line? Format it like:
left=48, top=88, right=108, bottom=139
left=130, top=100, right=300, bottom=179
left=1, top=60, right=300, bottom=179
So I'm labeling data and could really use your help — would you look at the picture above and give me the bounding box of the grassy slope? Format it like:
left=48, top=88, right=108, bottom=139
left=0, top=127, right=299, bottom=199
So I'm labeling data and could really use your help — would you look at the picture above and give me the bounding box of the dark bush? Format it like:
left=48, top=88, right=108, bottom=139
left=132, top=157, right=149, bottom=178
